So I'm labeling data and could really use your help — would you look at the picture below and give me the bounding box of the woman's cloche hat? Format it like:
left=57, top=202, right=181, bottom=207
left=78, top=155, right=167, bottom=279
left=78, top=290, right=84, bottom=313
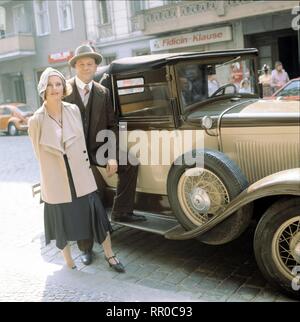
left=69, top=44, right=102, bottom=68
left=37, top=67, right=72, bottom=100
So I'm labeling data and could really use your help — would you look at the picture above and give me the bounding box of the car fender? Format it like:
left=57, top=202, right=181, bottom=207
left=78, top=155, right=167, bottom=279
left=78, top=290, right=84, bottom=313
left=165, top=168, right=300, bottom=240
left=8, top=116, right=20, bottom=126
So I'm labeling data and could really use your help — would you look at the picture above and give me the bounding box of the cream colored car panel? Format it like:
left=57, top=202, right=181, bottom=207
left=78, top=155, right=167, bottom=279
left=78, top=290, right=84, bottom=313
left=221, top=126, right=300, bottom=184
left=98, top=129, right=219, bottom=194
left=240, top=99, right=300, bottom=114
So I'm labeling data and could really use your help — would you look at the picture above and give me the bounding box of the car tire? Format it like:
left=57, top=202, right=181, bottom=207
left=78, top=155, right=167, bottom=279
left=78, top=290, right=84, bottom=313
left=8, top=123, right=18, bottom=136
left=254, top=197, right=300, bottom=299
left=167, top=149, right=252, bottom=245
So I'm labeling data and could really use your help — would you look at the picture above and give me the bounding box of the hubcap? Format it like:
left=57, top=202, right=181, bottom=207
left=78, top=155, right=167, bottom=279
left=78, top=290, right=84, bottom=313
left=290, top=232, right=300, bottom=263
left=189, top=187, right=211, bottom=213
left=9, top=125, right=16, bottom=135
left=272, top=216, right=300, bottom=280
left=177, top=168, right=230, bottom=226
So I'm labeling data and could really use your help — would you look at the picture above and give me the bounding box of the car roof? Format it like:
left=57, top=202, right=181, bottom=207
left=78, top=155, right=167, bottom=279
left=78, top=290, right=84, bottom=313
left=108, top=48, right=258, bottom=75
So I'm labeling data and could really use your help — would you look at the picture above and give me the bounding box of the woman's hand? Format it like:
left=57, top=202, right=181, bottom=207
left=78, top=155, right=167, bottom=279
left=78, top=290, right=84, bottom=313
left=106, top=159, right=118, bottom=177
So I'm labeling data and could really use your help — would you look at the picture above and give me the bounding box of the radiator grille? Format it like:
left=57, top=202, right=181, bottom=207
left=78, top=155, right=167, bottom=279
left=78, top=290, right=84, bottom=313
left=235, top=141, right=300, bottom=183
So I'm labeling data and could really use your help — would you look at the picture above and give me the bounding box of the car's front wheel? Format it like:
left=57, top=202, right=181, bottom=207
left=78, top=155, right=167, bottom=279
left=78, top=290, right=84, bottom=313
left=167, top=149, right=252, bottom=245
left=254, top=197, right=300, bottom=299
left=8, top=123, right=18, bottom=136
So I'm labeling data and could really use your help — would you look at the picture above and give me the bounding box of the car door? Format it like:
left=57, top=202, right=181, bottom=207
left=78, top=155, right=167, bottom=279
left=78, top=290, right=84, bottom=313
left=0, top=107, right=12, bottom=131
left=98, top=67, right=177, bottom=194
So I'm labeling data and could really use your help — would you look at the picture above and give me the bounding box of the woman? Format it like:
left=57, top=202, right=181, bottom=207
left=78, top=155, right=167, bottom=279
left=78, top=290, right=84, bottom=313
left=259, top=64, right=272, bottom=97
left=239, top=78, right=251, bottom=94
left=28, top=67, right=124, bottom=272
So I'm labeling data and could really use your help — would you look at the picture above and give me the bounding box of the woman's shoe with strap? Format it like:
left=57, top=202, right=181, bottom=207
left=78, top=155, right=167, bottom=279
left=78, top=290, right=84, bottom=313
left=105, top=255, right=125, bottom=273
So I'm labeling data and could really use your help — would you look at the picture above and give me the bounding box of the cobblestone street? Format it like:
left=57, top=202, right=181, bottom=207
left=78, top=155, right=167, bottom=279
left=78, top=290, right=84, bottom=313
left=0, top=135, right=295, bottom=302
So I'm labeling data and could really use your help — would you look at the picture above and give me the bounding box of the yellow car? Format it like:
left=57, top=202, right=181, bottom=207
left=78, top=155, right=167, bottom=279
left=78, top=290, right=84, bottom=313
left=0, top=103, right=33, bottom=135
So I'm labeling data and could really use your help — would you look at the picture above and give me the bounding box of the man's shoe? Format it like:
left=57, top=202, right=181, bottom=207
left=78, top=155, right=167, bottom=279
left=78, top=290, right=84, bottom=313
left=80, top=251, right=93, bottom=265
left=111, top=212, right=147, bottom=222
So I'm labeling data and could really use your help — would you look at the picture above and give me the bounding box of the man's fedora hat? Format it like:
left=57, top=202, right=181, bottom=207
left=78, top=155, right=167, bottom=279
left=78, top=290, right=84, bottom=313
left=69, top=44, right=102, bottom=67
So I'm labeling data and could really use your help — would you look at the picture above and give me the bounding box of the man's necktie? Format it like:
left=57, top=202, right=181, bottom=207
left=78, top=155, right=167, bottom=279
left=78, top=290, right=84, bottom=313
left=83, top=84, right=90, bottom=106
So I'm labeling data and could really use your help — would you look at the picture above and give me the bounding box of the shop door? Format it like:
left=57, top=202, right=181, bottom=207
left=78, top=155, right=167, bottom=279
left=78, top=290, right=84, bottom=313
left=278, top=35, right=300, bottom=79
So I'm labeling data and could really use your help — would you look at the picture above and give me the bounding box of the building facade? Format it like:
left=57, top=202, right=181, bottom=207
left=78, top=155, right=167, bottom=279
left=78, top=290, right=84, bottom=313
left=88, top=0, right=299, bottom=78
left=0, top=0, right=87, bottom=109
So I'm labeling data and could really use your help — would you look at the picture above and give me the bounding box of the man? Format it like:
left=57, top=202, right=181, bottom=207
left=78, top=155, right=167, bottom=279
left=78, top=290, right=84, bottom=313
left=179, top=77, right=193, bottom=106
left=270, top=61, right=289, bottom=93
left=184, top=64, right=205, bottom=103
left=65, top=45, right=145, bottom=266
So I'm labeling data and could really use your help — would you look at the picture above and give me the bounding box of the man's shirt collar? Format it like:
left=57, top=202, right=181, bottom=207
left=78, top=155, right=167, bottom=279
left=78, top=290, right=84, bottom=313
left=75, top=76, right=93, bottom=91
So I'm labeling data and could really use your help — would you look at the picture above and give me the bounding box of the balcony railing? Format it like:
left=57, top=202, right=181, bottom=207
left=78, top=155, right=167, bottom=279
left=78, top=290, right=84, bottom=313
left=132, top=0, right=296, bottom=35
left=0, top=33, right=36, bottom=62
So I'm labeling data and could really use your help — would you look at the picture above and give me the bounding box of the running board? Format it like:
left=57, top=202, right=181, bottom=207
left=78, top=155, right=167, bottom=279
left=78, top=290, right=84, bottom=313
left=107, top=209, right=179, bottom=236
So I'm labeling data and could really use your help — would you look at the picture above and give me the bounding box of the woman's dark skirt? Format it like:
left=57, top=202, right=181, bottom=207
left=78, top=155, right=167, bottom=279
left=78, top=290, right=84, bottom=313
left=44, top=155, right=113, bottom=250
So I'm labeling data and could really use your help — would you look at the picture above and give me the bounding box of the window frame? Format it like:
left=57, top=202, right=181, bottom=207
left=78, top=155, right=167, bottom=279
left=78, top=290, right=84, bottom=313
left=116, top=68, right=172, bottom=118
left=98, top=0, right=110, bottom=25
left=131, top=0, right=145, bottom=15
left=12, top=4, right=27, bottom=34
left=103, top=54, right=116, bottom=65
left=56, top=0, right=74, bottom=32
left=175, top=56, right=258, bottom=112
left=0, top=6, right=6, bottom=34
left=33, top=0, right=51, bottom=36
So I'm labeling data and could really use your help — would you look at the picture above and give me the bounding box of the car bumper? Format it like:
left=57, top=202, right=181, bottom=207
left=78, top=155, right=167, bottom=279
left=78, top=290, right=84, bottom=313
left=17, top=124, right=28, bottom=131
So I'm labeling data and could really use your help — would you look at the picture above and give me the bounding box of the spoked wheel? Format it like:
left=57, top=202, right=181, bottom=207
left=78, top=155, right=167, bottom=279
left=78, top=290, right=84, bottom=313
left=177, top=168, right=230, bottom=226
left=254, top=197, right=300, bottom=299
left=273, top=216, right=300, bottom=279
left=167, top=150, right=252, bottom=245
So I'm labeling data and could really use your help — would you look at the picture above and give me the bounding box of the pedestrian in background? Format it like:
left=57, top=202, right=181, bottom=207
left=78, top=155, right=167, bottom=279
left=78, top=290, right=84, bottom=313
left=259, top=64, right=272, bottom=97
left=270, top=61, right=289, bottom=93
left=28, top=67, right=125, bottom=273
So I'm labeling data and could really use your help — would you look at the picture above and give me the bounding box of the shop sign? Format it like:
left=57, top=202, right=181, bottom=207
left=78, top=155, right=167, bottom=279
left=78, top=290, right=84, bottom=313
left=150, top=26, right=232, bottom=52
left=48, top=51, right=73, bottom=63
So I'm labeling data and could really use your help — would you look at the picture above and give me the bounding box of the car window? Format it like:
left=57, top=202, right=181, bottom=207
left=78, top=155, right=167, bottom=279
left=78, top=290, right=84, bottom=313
left=276, top=81, right=300, bottom=97
left=117, top=78, right=144, bottom=95
left=177, top=56, right=257, bottom=109
left=17, top=104, right=33, bottom=114
left=117, top=67, right=171, bottom=117
left=0, top=107, right=12, bottom=115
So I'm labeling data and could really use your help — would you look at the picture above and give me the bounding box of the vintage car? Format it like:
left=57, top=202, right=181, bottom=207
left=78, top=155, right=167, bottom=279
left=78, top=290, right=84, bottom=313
left=34, top=49, right=300, bottom=298
left=0, top=103, right=33, bottom=135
